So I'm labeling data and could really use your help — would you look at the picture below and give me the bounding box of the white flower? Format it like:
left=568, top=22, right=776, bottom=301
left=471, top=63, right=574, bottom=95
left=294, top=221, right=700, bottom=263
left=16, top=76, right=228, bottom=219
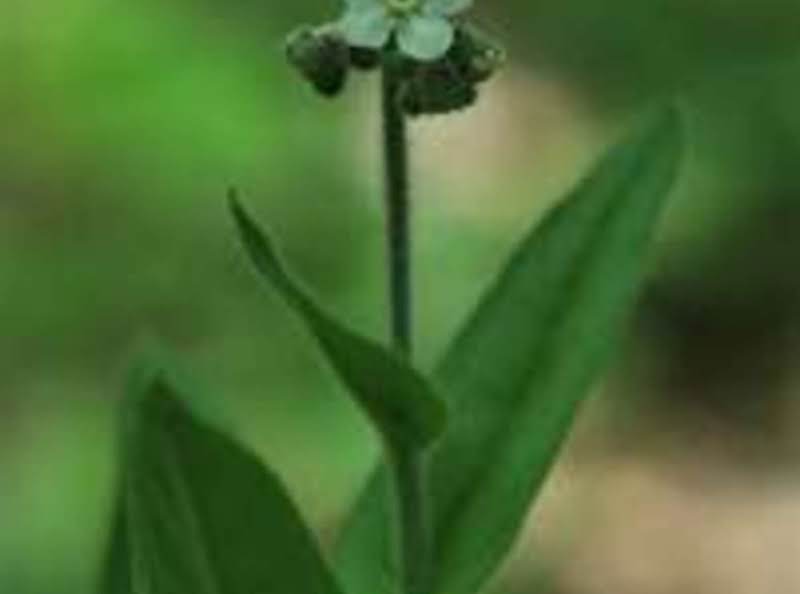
left=339, top=0, right=473, bottom=61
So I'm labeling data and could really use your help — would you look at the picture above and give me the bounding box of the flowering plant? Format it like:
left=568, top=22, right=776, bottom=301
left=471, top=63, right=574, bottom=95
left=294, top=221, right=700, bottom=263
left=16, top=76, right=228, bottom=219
left=97, top=4, right=683, bottom=594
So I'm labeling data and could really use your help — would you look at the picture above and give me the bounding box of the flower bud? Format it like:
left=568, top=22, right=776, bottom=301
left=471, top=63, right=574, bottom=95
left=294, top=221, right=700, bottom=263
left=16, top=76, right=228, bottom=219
left=450, top=24, right=505, bottom=85
left=395, top=23, right=504, bottom=117
left=398, top=63, right=478, bottom=117
left=349, top=46, right=381, bottom=71
left=285, top=25, right=349, bottom=98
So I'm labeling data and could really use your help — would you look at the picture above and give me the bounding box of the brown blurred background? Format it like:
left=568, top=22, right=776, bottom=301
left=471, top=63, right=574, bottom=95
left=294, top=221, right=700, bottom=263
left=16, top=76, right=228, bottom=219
left=3, top=1, right=800, bottom=593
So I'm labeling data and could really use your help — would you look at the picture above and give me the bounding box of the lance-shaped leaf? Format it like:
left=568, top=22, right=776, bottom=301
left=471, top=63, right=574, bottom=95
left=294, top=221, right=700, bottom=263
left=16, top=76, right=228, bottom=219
left=98, top=499, right=132, bottom=594
left=123, top=362, right=346, bottom=594
left=229, top=195, right=446, bottom=451
left=334, top=107, right=684, bottom=594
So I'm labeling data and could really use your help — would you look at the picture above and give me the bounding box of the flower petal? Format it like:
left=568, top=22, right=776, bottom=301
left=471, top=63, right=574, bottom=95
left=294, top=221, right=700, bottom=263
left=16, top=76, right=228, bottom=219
left=339, top=6, right=393, bottom=49
left=425, top=0, right=473, bottom=16
left=397, top=14, right=454, bottom=61
left=344, top=0, right=382, bottom=10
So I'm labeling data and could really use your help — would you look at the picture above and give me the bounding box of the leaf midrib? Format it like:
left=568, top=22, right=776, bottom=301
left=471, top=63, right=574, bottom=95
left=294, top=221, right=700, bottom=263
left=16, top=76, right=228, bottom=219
left=431, top=140, right=653, bottom=578
left=161, top=425, right=225, bottom=594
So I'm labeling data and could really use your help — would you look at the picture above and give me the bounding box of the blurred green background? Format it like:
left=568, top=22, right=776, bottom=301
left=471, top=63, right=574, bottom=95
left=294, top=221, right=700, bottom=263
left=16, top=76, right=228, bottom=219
left=4, top=1, right=800, bottom=593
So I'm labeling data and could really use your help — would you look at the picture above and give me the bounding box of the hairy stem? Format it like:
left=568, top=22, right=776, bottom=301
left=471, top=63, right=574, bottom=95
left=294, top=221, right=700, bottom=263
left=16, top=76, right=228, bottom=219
left=381, top=59, right=432, bottom=594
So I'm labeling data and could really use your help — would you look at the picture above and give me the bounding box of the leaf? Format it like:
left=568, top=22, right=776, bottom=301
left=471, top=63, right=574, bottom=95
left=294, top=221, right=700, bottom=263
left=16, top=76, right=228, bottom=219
left=334, top=107, right=684, bottom=594
left=229, top=194, right=446, bottom=451
left=98, top=499, right=132, bottom=594
left=122, top=361, right=346, bottom=594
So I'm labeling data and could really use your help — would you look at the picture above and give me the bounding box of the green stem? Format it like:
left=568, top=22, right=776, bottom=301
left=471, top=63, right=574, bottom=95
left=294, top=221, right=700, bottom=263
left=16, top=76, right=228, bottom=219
left=390, top=448, right=432, bottom=594
left=381, top=58, right=432, bottom=594
left=381, top=58, right=412, bottom=355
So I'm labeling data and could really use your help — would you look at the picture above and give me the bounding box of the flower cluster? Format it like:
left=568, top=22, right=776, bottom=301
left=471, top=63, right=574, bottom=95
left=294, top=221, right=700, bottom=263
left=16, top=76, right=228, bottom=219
left=285, top=0, right=503, bottom=116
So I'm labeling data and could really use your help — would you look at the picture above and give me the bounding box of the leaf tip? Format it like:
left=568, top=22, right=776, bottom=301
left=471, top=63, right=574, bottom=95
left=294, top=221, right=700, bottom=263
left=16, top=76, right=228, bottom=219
left=227, top=186, right=250, bottom=236
left=124, top=336, right=171, bottom=400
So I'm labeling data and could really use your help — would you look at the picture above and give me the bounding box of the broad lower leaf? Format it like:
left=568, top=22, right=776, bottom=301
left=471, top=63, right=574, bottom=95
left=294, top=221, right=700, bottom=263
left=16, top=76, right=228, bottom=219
left=98, top=499, right=132, bottom=594
left=229, top=195, right=446, bottom=451
left=123, top=362, right=345, bottom=594
left=334, top=107, right=684, bottom=594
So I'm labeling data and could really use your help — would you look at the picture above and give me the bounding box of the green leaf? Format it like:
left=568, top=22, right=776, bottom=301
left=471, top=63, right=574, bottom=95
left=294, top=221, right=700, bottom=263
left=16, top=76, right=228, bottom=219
left=334, top=107, right=684, bottom=594
left=98, top=499, right=132, bottom=594
left=122, top=362, right=346, bottom=594
left=229, top=195, right=446, bottom=451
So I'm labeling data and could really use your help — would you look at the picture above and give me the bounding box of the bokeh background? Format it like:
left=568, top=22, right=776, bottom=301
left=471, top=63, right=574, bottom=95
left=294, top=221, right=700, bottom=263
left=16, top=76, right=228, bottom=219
left=4, top=1, right=800, bottom=593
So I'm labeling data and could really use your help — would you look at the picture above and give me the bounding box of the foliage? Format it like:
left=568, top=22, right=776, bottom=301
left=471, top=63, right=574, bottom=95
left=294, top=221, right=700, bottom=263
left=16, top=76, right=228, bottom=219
left=335, top=107, right=682, bottom=594
left=112, top=362, right=345, bottom=594
left=100, top=106, right=683, bottom=594
left=11, top=1, right=800, bottom=593
left=229, top=194, right=447, bottom=452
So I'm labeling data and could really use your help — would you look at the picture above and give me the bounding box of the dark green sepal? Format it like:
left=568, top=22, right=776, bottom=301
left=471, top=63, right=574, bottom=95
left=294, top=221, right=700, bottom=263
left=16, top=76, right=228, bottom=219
left=449, top=24, right=505, bottom=85
left=398, top=64, right=478, bottom=117
left=349, top=45, right=381, bottom=71
left=285, top=25, right=349, bottom=98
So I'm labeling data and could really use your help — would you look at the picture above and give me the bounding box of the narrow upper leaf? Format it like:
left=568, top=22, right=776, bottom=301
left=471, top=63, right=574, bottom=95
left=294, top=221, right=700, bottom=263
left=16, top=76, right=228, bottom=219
left=229, top=195, right=446, bottom=451
left=123, top=362, right=346, bottom=594
left=334, top=107, right=684, bottom=594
